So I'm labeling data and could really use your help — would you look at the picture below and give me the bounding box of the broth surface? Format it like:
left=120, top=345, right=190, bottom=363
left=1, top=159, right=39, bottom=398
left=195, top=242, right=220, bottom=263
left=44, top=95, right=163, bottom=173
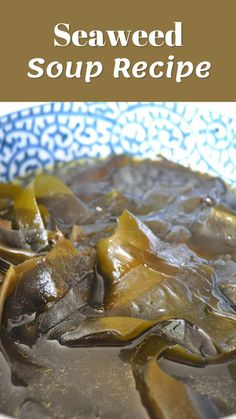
left=0, top=156, right=236, bottom=418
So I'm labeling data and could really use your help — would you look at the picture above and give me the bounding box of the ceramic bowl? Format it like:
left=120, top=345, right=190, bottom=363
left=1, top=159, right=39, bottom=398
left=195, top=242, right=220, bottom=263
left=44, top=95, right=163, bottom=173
left=0, top=102, right=235, bottom=187
left=0, top=102, right=235, bottom=419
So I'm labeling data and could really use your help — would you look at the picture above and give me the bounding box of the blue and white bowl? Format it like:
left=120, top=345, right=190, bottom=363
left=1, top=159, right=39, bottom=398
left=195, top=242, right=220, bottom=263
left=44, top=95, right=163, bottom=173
left=0, top=102, right=236, bottom=186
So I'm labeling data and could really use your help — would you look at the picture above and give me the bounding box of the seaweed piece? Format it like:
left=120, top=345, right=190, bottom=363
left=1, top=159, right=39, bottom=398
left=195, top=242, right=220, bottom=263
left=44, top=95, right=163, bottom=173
left=59, top=316, right=156, bottom=346
left=14, top=183, right=48, bottom=251
left=2, top=239, right=95, bottom=344
left=33, top=174, right=93, bottom=234
left=131, top=336, right=220, bottom=419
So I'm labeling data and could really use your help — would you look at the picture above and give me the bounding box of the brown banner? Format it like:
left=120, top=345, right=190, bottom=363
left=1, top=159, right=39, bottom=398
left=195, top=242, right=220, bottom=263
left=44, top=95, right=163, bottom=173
left=0, top=0, right=235, bottom=101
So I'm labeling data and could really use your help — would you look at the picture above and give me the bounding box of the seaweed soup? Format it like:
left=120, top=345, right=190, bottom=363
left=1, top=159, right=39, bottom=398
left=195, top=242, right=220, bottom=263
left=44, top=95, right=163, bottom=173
left=0, top=156, right=236, bottom=419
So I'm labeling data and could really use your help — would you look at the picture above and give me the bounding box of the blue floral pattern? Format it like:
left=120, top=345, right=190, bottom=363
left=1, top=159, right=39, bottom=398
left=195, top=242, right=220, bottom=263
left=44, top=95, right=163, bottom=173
left=0, top=102, right=235, bottom=186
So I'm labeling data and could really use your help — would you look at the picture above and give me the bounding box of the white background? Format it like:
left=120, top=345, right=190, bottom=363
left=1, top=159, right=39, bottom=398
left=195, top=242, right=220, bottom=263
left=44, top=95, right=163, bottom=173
left=0, top=102, right=236, bottom=119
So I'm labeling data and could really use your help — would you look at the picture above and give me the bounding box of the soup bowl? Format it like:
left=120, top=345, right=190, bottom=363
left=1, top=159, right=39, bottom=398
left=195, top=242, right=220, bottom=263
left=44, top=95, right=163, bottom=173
left=0, top=102, right=236, bottom=419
